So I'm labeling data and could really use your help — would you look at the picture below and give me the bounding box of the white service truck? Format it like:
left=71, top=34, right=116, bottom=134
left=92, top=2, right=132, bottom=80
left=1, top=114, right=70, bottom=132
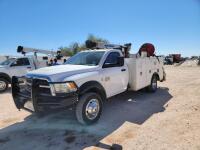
left=0, top=46, right=59, bottom=92
left=12, top=48, right=166, bottom=125
left=0, top=56, right=49, bottom=92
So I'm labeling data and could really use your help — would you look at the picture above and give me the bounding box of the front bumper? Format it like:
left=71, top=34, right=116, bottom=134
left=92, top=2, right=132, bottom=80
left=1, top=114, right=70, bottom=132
left=12, top=76, right=78, bottom=113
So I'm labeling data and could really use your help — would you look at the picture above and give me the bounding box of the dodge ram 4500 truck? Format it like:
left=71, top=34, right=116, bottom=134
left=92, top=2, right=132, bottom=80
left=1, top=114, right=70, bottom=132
left=12, top=49, right=166, bottom=125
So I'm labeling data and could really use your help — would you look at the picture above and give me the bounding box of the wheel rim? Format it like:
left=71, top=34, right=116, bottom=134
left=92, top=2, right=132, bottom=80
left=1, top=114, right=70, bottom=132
left=0, top=81, right=6, bottom=91
left=85, top=99, right=100, bottom=120
left=152, top=77, right=157, bottom=90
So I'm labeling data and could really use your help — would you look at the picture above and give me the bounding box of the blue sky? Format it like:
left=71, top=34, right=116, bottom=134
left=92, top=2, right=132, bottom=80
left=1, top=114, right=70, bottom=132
left=0, top=0, right=200, bottom=57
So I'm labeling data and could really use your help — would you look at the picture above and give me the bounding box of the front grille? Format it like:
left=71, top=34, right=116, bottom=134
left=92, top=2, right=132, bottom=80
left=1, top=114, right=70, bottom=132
left=25, top=78, right=32, bottom=93
left=35, top=79, right=49, bottom=86
left=34, top=79, right=51, bottom=96
left=26, top=78, right=32, bottom=85
left=22, top=78, right=51, bottom=96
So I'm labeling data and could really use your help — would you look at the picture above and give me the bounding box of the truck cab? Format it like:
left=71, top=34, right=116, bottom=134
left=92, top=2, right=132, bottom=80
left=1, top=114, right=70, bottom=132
left=0, top=46, right=62, bottom=93
left=12, top=49, right=165, bottom=125
left=0, top=57, right=36, bottom=92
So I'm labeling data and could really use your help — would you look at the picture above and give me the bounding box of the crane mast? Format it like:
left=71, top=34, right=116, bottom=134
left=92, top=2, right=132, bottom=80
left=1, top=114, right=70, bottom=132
left=17, top=46, right=58, bottom=56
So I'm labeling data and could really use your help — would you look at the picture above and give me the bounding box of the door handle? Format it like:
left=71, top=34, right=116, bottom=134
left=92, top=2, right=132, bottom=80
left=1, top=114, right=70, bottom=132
left=27, top=67, right=31, bottom=69
left=121, top=68, right=126, bottom=72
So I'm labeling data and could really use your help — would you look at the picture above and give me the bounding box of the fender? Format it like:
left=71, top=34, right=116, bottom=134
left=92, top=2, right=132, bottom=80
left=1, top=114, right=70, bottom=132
left=0, top=72, right=11, bottom=83
left=79, top=81, right=107, bottom=101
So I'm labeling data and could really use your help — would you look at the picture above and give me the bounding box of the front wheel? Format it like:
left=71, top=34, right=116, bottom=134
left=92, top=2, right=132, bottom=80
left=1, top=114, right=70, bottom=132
left=76, top=92, right=102, bottom=125
left=0, top=78, right=9, bottom=93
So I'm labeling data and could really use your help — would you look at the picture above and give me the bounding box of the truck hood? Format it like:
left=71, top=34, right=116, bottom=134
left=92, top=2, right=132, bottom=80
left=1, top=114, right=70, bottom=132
left=27, top=64, right=99, bottom=82
left=0, top=65, right=8, bottom=71
left=0, top=65, right=6, bottom=68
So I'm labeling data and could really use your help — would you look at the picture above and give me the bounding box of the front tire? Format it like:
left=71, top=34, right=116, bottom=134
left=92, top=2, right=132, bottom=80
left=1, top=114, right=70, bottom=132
left=76, top=92, right=102, bottom=125
left=0, top=78, right=8, bottom=93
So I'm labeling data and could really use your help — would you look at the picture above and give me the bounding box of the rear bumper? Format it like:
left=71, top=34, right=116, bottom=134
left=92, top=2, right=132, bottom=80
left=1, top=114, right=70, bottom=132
left=12, top=76, right=78, bottom=113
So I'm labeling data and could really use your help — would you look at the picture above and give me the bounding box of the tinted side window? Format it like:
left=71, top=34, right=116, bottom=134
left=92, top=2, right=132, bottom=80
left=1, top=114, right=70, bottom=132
left=104, top=52, right=120, bottom=65
left=22, top=58, right=30, bottom=65
left=14, top=58, right=30, bottom=66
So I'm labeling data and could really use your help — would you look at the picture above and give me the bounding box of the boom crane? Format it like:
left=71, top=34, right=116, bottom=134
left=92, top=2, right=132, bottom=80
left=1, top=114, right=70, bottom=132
left=17, top=46, right=57, bottom=57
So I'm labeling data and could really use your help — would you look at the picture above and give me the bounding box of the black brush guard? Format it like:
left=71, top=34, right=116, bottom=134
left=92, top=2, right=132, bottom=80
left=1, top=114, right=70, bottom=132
left=12, top=76, right=78, bottom=113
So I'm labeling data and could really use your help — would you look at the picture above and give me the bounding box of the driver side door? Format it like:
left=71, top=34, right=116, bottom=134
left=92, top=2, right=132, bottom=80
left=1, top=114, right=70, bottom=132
left=9, top=58, right=33, bottom=77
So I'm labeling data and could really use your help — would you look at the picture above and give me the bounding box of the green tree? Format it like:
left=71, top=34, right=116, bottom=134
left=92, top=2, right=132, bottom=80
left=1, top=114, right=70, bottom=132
left=59, top=46, right=73, bottom=56
left=87, top=34, right=109, bottom=44
left=59, top=34, right=109, bottom=56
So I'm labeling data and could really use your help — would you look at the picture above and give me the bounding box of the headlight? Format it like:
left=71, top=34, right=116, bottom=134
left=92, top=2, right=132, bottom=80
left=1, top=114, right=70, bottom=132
left=53, top=82, right=77, bottom=93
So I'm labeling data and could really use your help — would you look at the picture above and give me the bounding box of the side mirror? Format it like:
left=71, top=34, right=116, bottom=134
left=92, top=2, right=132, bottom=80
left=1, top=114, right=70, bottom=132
left=118, top=56, right=124, bottom=66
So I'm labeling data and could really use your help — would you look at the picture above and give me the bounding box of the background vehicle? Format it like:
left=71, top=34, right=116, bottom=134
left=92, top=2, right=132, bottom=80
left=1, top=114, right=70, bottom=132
left=0, top=46, right=61, bottom=92
left=12, top=45, right=166, bottom=125
left=164, top=54, right=182, bottom=65
left=164, top=56, right=173, bottom=65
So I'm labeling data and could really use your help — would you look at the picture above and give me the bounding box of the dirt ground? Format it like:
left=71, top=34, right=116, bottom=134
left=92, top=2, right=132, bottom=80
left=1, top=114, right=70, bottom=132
left=0, top=66, right=200, bottom=150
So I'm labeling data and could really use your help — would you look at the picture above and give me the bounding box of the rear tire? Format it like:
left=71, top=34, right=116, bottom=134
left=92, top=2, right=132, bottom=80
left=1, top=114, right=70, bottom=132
left=76, top=92, right=102, bottom=125
left=0, top=78, right=8, bottom=93
left=147, top=75, right=158, bottom=93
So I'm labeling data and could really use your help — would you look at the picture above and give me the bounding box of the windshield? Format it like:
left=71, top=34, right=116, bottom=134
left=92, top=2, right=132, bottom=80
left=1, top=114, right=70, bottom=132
left=0, top=58, right=15, bottom=66
left=65, top=51, right=105, bottom=66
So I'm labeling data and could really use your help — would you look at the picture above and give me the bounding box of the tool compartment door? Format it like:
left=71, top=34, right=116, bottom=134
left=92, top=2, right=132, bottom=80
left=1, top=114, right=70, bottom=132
left=126, top=57, right=148, bottom=91
left=146, top=57, right=154, bottom=85
left=136, top=58, right=147, bottom=90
